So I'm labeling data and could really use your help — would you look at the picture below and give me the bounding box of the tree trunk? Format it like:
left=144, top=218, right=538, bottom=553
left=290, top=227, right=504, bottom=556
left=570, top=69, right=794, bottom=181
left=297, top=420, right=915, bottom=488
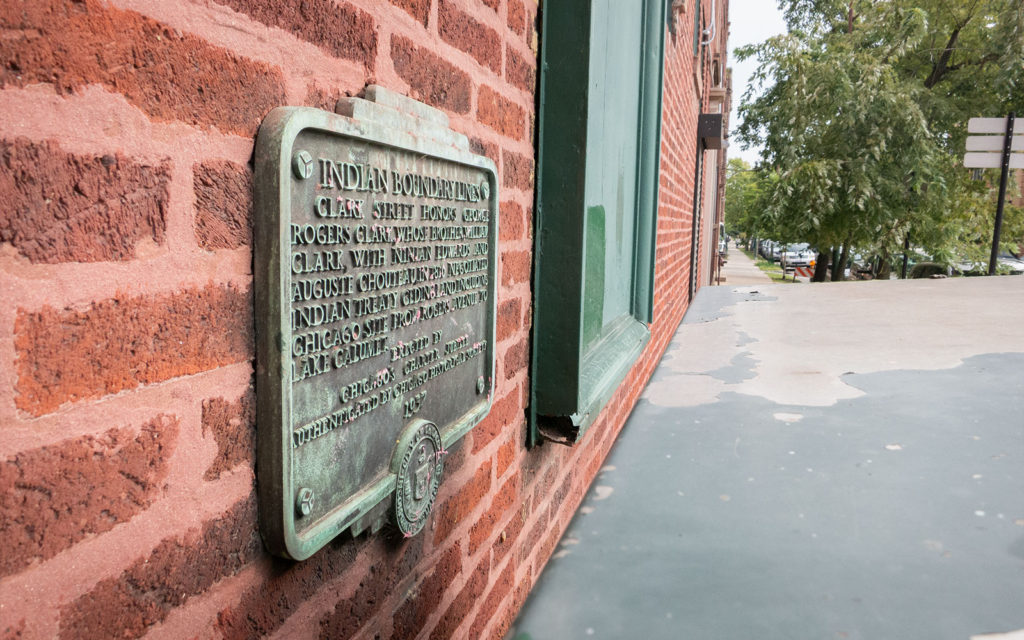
left=875, top=248, right=892, bottom=280
left=900, top=233, right=911, bottom=279
left=835, top=243, right=851, bottom=281
left=835, top=243, right=851, bottom=280
left=924, top=26, right=962, bottom=89
left=812, top=248, right=831, bottom=282
left=830, top=246, right=841, bottom=281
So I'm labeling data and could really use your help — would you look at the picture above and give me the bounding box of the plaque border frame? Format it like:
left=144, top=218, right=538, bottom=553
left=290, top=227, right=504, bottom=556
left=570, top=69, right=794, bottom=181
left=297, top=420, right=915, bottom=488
left=254, top=104, right=498, bottom=561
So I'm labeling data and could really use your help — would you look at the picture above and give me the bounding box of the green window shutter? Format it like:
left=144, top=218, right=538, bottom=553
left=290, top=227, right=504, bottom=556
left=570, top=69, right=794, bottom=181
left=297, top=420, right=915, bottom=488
left=693, top=1, right=702, bottom=55
left=530, top=0, right=666, bottom=446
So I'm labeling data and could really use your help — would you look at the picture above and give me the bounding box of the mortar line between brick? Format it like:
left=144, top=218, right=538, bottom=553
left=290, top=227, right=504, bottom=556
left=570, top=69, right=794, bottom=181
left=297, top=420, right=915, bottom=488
left=0, top=469, right=256, bottom=626
left=0, top=362, right=253, bottom=454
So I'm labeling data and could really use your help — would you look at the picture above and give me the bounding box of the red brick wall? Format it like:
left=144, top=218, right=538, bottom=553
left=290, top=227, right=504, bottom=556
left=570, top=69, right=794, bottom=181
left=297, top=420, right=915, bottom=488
left=0, top=0, right=726, bottom=638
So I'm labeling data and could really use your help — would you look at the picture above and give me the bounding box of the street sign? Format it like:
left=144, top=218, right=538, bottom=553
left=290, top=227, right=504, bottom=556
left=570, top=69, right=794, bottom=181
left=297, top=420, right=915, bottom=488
left=964, top=115, right=1020, bottom=168
left=968, top=117, right=1014, bottom=134
left=963, top=113, right=1017, bottom=276
left=963, top=152, right=1024, bottom=169
left=965, top=135, right=1024, bottom=152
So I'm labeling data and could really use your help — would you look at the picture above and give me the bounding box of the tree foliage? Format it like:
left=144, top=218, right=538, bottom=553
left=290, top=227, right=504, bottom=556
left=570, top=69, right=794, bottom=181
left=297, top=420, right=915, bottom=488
left=724, top=158, right=764, bottom=236
left=735, top=0, right=1024, bottom=272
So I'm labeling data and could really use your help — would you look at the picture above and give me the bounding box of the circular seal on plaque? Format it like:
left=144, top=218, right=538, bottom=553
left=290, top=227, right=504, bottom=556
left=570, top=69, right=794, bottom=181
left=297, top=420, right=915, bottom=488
left=391, top=419, right=445, bottom=537
left=480, top=180, right=490, bottom=201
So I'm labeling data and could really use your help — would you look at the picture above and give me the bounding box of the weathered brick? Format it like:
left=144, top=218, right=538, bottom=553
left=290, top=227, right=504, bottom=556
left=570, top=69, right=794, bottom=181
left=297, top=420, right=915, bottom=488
left=587, top=442, right=606, bottom=481
left=538, top=520, right=561, bottom=569
left=498, top=199, right=524, bottom=242
left=0, top=138, right=169, bottom=264
left=0, top=0, right=287, bottom=136
left=506, top=45, right=536, bottom=94
left=432, top=460, right=492, bottom=546
left=469, top=472, right=518, bottom=555
left=15, top=284, right=253, bottom=416
left=389, top=0, right=431, bottom=25
left=481, top=0, right=500, bottom=11
left=58, top=494, right=260, bottom=640
left=501, top=249, right=531, bottom=286
left=549, top=469, right=574, bottom=521
left=471, top=387, right=522, bottom=454
left=314, top=555, right=390, bottom=640
left=507, top=0, right=526, bottom=36
left=438, top=0, right=501, bottom=73
left=496, top=297, right=521, bottom=342
left=2, top=619, right=26, bottom=639
left=531, top=460, right=559, bottom=508
left=478, top=85, right=525, bottom=139
left=503, top=337, right=529, bottom=379
left=508, top=576, right=532, bottom=634
left=502, top=149, right=534, bottom=190
left=2, top=618, right=25, bottom=638
left=488, top=573, right=530, bottom=640
left=493, top=502, right=528, bottom=565
left=0, top=416, right=178, bottom=579
left=390, top=543, right=462, bottom=640
left=213, top=0, right=376, bottom=68
left=194, top=161, right=252, bottom=250
left=469, top=136, right=500, bottom=166
left=224, top=535, right=414, bottom=640
left=518, top=508, right=548, bottom=567
left=304, top=83, right=346, bottom=112
left=443, top=437, right=469, bottom=472
left=569, top=469, right=590, bottom=511
left=202, top=389, right=255, bottom=480
left=496, top=434, right=517, bottom=478
left=428, top=554, right=489, bottom=640
left=468, top=557, right=515, bottom=638
left=391, top=34, right=472, bottom=114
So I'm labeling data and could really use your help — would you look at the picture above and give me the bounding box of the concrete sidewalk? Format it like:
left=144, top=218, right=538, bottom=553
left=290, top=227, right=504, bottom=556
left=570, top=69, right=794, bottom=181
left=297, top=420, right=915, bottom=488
left=510, top=277, right=1024, bottom=640
left=718, top=245, right=773, bottom=285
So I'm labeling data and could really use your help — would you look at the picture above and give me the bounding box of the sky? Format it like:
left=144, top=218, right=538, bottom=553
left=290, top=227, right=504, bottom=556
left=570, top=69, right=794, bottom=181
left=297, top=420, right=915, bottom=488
left=727, top=0, right=787, bottom=167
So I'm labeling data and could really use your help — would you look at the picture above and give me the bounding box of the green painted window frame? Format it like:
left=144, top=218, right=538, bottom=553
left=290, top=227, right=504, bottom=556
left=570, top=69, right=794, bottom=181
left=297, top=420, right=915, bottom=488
left=693, top=1, right=702, bottom=55
left=529, top=0, right=667, bottom=446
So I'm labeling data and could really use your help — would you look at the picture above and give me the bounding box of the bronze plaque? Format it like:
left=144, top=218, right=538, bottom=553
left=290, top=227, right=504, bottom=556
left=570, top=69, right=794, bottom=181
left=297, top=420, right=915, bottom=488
left=254, top=102, right=497, bottom=560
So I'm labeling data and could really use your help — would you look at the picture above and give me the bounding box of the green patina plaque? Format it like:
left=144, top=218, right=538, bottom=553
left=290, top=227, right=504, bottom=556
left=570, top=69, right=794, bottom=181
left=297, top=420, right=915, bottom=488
left=254, top=93, right=497, bottom=560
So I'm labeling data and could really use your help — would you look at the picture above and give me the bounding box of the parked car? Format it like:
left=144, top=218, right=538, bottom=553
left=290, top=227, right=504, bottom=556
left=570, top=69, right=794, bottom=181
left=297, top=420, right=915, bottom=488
left=953, top=254, right=1024, bottom=276
left=909, top=262, right=952, bottom=278
left=997, top=252, right=1024, bottom=275
left=780, top=244, right=815, bottom=268
left=847, top=252, right=874, bottom=279
left=759, top=240, right=783, bottom=262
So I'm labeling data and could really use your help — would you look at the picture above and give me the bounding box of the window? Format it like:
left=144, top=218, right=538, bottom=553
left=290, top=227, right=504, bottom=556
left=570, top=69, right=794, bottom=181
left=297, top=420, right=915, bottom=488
left=529, top=0, right=666, bottom=445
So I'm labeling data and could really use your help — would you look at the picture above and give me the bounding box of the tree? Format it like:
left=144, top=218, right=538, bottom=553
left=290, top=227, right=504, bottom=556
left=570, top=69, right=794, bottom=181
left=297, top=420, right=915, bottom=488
left=735, top=0, right=1024, bottom=280
left=724, top=158, right=763, bottom=239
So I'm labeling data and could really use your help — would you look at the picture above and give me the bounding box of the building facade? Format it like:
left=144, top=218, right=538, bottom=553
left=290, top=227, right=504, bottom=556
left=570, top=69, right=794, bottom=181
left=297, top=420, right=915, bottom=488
left=0, top=0, right=729, bottom=637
